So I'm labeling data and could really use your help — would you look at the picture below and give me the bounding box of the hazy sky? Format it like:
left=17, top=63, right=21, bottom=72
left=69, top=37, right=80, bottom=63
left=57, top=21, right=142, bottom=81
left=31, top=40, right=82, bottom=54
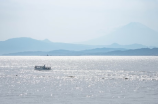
left=0, top=0, right=158, bottom=43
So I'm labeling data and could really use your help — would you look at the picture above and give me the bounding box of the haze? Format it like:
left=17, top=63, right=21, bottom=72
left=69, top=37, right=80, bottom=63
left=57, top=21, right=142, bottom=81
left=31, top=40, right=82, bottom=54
left=0, top=0, right=158, bottom=43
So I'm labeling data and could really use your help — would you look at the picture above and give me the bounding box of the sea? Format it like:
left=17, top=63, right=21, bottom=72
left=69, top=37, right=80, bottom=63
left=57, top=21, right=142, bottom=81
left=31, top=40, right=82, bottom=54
left=0, top=56, right=158, bottom=104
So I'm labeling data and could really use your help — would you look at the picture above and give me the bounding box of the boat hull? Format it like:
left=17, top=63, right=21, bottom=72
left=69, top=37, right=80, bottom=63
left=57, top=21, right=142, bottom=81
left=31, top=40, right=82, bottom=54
left=34, top=66, right=51, bottom=70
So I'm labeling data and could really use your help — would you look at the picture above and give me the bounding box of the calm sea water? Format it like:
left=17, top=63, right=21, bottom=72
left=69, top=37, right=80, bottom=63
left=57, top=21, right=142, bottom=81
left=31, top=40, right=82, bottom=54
left=0, top=56, right=158, bottom=104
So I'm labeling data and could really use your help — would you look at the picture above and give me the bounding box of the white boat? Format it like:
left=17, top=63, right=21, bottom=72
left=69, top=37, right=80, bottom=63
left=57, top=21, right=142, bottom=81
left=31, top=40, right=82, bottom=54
left=34, top=65, right=51, bottom=70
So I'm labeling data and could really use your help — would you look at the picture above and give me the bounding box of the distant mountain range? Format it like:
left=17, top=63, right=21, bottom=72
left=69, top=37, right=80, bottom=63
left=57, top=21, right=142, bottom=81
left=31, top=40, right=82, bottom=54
left=1, top=22, right=158, bottom=55
left=3, top=48, right=158, bottom=56
left=0, top=37, right=147, bottom=55
left=82, top=22, right=158, bottom=46
left=0, top=37, right=101, bottom=55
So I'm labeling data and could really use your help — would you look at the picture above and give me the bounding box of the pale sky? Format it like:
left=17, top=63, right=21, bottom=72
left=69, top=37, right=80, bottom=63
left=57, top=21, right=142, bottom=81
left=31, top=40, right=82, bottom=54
left=0, top=0, right=158, bottom=43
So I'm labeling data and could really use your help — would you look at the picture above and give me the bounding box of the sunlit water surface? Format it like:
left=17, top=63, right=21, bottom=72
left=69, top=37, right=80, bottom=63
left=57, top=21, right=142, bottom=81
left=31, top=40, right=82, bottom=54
left=0, top=56, right=158, bottom=104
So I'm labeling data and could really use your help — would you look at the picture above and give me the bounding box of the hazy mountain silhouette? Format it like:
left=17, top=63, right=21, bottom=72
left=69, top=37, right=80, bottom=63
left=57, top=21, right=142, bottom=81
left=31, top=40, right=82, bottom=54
left=104, top=48, right=158, bottom=56
left=83, top=22, right=158, bottom=46
left=104, top=43, right=147, bottom=49
left=0, top=37, right=147, bottom=55
left=0, top=37, right=103, bottom=55
left=42, top=39, right=52, bottom=43
left=3, top=48, right=126, bottom=56
left=3, top=48, right=158, bottom=56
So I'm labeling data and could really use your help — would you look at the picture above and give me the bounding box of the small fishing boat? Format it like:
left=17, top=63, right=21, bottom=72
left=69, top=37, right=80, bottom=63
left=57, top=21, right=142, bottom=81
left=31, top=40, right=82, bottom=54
left=34, top=65, right=51, bottom=70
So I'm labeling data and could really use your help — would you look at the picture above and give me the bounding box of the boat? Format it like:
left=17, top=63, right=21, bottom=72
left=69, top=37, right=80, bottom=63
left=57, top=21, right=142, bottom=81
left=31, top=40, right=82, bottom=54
left=34, top=65, right=51, bottom=70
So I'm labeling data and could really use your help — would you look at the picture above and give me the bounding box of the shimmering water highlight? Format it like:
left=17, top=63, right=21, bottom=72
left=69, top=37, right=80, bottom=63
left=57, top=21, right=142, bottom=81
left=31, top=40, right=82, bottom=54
left=0, top=56, right=158, bottom=104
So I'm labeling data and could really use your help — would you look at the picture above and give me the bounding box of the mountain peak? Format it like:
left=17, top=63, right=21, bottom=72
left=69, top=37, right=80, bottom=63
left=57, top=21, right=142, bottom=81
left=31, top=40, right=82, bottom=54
left=123, top=22, right=148, bottom=29
left=42, top=39, right=52, bottom=43
left=83, top=22, right=158, bottom=46
left=128, top=22, right=142, bottom=25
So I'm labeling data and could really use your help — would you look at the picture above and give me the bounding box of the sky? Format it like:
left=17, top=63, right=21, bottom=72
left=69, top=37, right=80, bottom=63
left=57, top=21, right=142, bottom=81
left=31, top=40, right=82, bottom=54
left=0, top=0, right=158, bottom=43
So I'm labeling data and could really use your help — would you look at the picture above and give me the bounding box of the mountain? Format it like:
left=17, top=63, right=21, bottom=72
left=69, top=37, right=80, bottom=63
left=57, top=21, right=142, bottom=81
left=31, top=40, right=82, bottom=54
left=42, top=39, right=52, bottom=43
left=83, top=22, right=158, bottom=46
left=104, top=43, right=147, bottom=49
left=3, top=48, right=158, bottom=56
left=2, top=48, right=126, bottom=56
left=0, top=37, right=106, bottom=55
left=105, top=48, right=158, bottom=56
left=0, top=37, right=148, bottom=55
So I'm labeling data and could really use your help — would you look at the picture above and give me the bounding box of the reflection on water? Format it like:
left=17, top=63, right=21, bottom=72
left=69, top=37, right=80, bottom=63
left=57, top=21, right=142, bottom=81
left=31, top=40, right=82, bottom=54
left=0, top=56, right=158, bottom=104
